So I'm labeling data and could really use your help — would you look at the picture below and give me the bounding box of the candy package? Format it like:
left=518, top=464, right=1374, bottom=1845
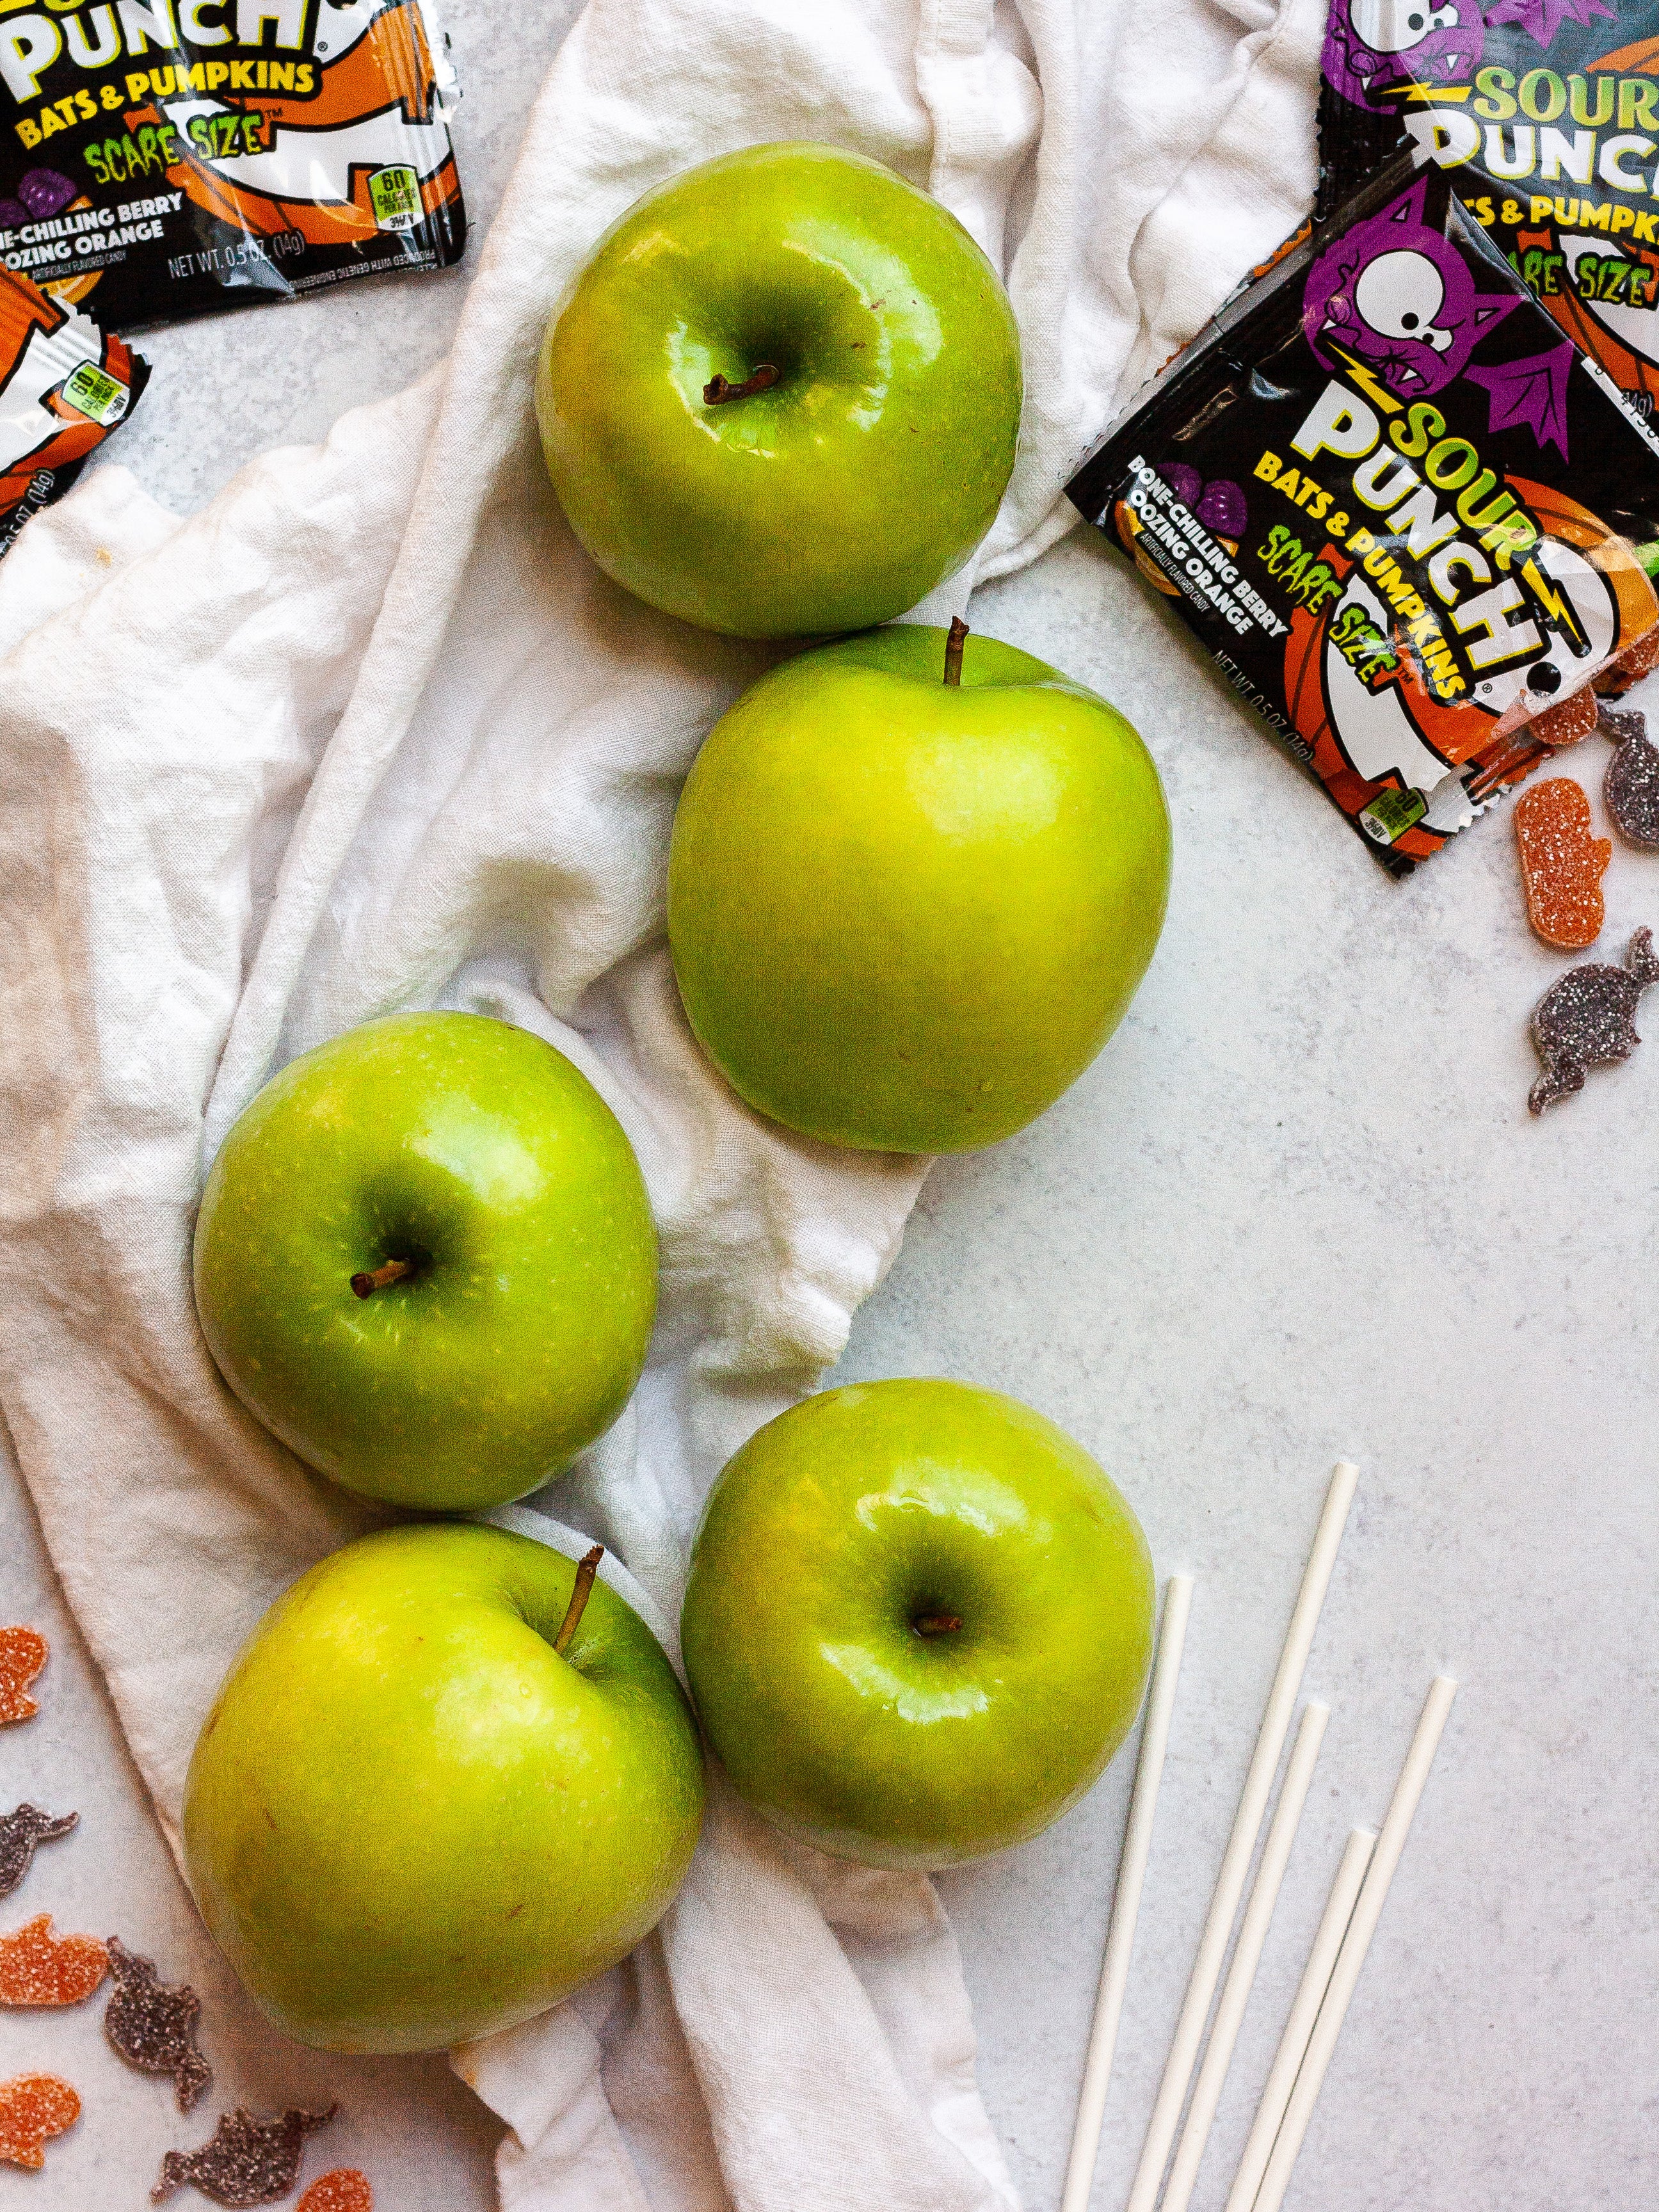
left=1318, top=1, right=1659, bottom=415
left=0, top=0, right=463, bottom=330
left=0, top=262, right=146, bottom=557
left=1066, top=157, right=1659, bottom=874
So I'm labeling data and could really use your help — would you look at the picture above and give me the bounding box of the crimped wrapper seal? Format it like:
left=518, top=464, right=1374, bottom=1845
left=1067, top=157, right=1659, bottom=876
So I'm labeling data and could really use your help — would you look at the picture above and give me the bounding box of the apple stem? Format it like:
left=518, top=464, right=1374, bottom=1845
left=913, top=1612, right=963, bottom=1638
left=943, top=616, right=968, bottom=687
left=552, top=1546, right=605, bottom=1656
left=703, top=364, right=781, bottom=406
left=349, top=1256, right=418, bottom=1299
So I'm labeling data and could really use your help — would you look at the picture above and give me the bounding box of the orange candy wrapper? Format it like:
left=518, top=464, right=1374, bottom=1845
left=1515, top=780, right=1612, bottom=949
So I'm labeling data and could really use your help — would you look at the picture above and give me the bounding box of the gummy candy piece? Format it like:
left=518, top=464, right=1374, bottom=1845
left=153, top=2106, right=337, bottom=2206
left=0, top=201, right=26, bottom=230
left=1514, top=779, right=1610, bottom=949
left=0, top=1807, right=76, bottom=1898
left=0, top=1916, right=108, bottom=2007
left=1595, top=626, right=1659, bottom=698
left=0, top=1628, right=48, bottom=1725
left=16, top=169, right=75, bottom=220
left=1194, top=479, right=1247, bottom=538
left=1601, top=709, right=1659, bottom=851
left=104, top=1938, right=211, bottom=2112
left=1529, top=927, right=1659, bottom=1114
left=298, top=2171, right=374, bottom=2212
left=0, top=2073, right=79, bottom=2169
left=1531, top=686, right=1599, bottom=748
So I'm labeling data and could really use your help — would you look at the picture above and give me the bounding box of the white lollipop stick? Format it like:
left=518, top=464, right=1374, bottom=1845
left=1222, top=1827, right=1375, bottom=2212
left=1060, top=1574, right=1195, bottom=2212
left=1157, top=1699, right=1330, bottom=2212
left=1125, top=1462, right=1359, bottom=2212
left=1250, top=1675, right=1458, bottom=2212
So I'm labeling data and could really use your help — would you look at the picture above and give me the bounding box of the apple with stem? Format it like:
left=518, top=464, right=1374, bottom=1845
left=668, top=620, right=1171, bottom=1153
left=193, top=1013, right=657, bottom=1512
left=536, top=141, right=1022, bottom=637
left=680, top=1378, right=1155, bottom=1870
left=184, top=1524, right=705, bottom=2052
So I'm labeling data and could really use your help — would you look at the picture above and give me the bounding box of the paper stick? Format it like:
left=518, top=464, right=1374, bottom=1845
left=1249, top=1675, right=1458, bottom=2212
left=1123, top=1461, right=1358, bottom=2212
left=1222, top=1827, right=1375, bottom=2212
left=1157, top=1699, right=1330, bottom=2212
left=1059, top=1575, right=1194, bottom=2212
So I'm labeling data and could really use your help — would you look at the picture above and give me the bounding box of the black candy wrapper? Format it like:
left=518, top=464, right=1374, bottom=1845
left=1318, top=1, right=1659, bottom=418
left=0, top=0, right=463, bottom=332
left=1066, top=157, right=1659, bottom=875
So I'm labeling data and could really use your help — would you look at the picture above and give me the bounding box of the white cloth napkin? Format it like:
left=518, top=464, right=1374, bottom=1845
left=0, top=2, right=1321, bottom=2205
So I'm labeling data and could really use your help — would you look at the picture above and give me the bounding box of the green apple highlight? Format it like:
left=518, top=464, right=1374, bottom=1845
left=680, top=1379, right=1155, bottom=1870
left=668, top=624, right=1171, bottom=1152
left=183, top=1524, right=705, bottom=2053
left=536, top=142, right=1022, bottom=637
left=193, top=1013, right=656, bottom=1512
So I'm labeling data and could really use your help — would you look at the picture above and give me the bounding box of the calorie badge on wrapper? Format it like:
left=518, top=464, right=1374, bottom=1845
left=0, top=0, right=464, bottom=329
left=1066, top=157, right=1659, bottom=874
left=1318, top=0, right=1659, bottom=417
left=0, top=262, right=145, bottom=556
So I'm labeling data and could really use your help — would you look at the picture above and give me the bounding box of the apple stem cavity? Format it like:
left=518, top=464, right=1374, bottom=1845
left=942, top=616, right=968, bottom=688
left=913, top=1612, right=963, bottom=1639
left=552, top=1545, right=605, bottom=1656
left=703, top=364, right=781, bottom=406
left=349, top=1256, right=419, bottom=1299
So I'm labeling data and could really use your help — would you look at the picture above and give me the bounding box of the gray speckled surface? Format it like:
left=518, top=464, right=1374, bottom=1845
left=4, top=3, right=1658, bottom=2207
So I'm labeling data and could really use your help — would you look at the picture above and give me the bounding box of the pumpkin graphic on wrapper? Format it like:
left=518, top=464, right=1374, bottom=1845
left=1511, top=34, right=1659, bottom=413
left=1280, top=474, right=1657, bottom=864
left=123, top=0, right=461, bottom=260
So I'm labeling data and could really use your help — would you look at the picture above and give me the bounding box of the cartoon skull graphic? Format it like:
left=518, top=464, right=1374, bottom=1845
left=1322, top=0, right=1486, bottom=111
left=1303, top=177, right=1516, bottom=396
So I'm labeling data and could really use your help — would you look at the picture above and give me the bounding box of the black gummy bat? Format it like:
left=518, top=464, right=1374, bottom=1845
left=104, top=1936, right=212, bottom=2112
left=0, top=1804, right=77, bottom=1896
left=152, top=2104, right=337, bottom=2206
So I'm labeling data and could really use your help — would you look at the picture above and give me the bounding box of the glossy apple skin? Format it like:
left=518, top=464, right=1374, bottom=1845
left=536, top=141, right=1022, bottom=637
left=183, top=1524, right=705, bottom=2053
left=668, top=625, right=1171, bottom=1153
left=680, top=1379, right=1154, bottom=1870
left=193, top=1013, right=656, bottom=1512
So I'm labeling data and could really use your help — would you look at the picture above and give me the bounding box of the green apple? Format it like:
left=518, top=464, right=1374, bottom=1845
left=193, top=1013, right=656, bottom=1512
left=536, top=141, right=1022, bottom=637
left=668, top=623, right=1171, bottom=1153
left=183, top=1523, right=705, bottom=2052
left=680, top=1379, right=1154, bottom=1870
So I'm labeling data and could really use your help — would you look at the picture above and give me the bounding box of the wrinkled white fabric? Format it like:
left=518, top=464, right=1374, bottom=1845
left=0, top=1, right=1322, bottom=2205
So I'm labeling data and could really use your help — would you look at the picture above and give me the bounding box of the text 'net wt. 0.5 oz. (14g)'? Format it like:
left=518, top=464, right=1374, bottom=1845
left=1066, top=158, right=1659, bottom=875
left=1319, top=0, right=1659, bottom=415
left=0, top=0, right=464, bottom=329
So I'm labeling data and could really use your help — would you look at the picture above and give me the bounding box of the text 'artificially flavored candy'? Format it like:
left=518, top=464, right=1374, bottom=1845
left=1066, top=158, right=1659, bottom=873
left=0, top=0, right=463, bottom=330
left=1320, top=1, right=1659, bottom=419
